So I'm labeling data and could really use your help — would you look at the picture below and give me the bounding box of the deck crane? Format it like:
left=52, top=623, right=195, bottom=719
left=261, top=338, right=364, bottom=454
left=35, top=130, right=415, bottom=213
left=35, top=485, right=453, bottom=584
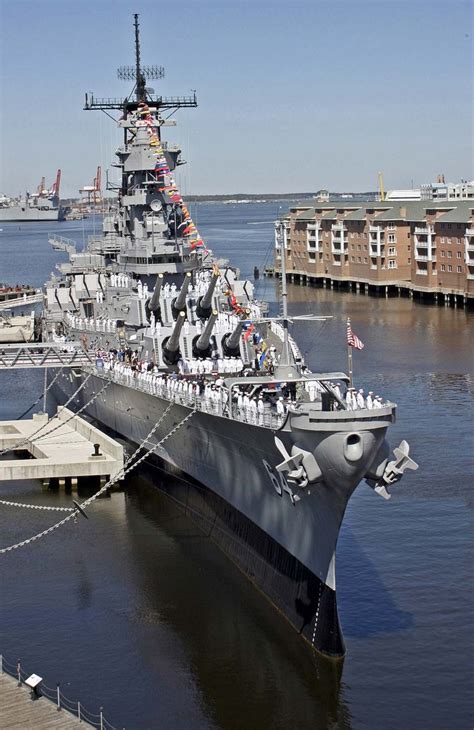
left=79, top=166, right=102, bottom=205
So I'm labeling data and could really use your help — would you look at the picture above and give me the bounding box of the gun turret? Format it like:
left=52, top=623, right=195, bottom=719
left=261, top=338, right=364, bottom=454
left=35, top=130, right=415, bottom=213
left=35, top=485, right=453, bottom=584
left=193, top=310, right=218, bottom=357
left=222, top=311, right=250, bottom=356
left=196, top=271, right=219, bottom=319
left=171, top=271, right=192, bottom=319
left=148, top=273, right=164, bottom=315
left=162, top=310, right=186, bottom=364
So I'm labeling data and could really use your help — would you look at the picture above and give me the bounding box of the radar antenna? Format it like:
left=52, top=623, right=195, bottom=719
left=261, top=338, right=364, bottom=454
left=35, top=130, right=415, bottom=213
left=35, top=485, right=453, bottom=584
left=117, top=14, right=164, bottom=102
left=84, top=13, right=197, bottom=113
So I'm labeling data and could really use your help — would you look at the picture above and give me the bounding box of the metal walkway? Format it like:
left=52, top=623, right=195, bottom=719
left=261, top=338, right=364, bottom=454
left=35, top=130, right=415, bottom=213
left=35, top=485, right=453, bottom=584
left=0, top=343, right=95, bottom=369
left=0, top=293, right=43, bottom=311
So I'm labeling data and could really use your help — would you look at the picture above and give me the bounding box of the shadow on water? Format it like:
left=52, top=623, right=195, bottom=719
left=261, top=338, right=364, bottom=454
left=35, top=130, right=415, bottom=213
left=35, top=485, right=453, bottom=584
left=337, top=527, right=413, bottom=639
left=123, top=472, right=354, bottom=730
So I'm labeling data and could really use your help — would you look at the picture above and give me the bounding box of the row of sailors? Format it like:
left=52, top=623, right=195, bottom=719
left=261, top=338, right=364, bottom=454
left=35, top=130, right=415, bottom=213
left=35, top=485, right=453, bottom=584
left=97, top=356, right=288, bottom=426
left=345, top=388, right=385, bottom=410
left=66, top=313, right=117, bottom=333
left=148, top=310, right=242, bottom=336
left=178, top=356, right=244, bottom=375
left=109, top=273, right=131, bottom=288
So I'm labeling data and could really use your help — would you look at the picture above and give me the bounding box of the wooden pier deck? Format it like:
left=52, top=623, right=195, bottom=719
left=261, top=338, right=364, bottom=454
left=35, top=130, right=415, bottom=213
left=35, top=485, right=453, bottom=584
left=0, top=673, right=93, bottom=728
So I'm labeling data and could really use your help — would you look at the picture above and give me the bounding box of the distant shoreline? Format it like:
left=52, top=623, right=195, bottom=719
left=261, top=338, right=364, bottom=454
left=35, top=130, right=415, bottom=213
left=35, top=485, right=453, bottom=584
left=61, top=191, right=378, bottom=205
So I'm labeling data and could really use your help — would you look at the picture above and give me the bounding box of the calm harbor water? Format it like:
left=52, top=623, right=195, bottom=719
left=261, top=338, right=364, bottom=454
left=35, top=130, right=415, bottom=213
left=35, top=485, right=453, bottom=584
left=0, top=204, right=473, bottom=729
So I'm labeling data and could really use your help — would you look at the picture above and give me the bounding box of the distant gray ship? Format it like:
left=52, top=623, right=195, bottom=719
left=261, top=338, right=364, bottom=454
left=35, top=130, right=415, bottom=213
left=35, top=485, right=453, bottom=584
left=42, top=16, right=418, bottom=658
left=0, top=170, right=63, bottom=221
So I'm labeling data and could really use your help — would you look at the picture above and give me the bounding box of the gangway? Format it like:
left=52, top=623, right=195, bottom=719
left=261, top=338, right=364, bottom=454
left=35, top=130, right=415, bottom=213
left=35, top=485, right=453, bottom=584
left=0, top=293, right=43, bottom=311
left=0, top=343, right=96, bottom=369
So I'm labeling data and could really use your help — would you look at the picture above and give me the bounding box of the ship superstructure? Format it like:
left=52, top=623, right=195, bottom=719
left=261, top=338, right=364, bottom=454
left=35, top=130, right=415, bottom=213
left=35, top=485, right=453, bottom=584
left=42, top=15, right=418, bottom=658
left=0, top=170, right=63, bottom=221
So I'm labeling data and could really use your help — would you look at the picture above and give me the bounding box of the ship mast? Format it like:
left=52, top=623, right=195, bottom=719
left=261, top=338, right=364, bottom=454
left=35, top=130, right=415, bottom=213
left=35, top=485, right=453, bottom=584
left=134, top=13, right=146, bottom=103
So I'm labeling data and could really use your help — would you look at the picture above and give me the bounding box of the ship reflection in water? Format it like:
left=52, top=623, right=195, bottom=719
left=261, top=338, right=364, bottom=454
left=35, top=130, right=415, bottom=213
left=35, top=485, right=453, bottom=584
left=124, top=474, right=352, bottom=730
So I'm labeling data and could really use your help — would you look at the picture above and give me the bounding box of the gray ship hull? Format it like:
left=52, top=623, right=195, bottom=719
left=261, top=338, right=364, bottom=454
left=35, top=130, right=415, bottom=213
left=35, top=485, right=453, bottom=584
left=0, top=206, right=60, bottom=222
left=52, top=369, right=391, bottom=657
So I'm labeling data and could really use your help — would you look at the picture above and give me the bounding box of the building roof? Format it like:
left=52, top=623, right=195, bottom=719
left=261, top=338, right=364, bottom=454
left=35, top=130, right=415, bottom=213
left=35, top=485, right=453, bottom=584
left=286, top=200, right=473, bottom=224
left=435, top=202, right=474, bottom=223
left=295, top=208, right=316, bottom=221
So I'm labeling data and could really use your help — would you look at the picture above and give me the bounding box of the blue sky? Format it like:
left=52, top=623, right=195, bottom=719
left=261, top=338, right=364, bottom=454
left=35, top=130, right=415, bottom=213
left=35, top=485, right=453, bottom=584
left=0, top=0, right=472, bottom=197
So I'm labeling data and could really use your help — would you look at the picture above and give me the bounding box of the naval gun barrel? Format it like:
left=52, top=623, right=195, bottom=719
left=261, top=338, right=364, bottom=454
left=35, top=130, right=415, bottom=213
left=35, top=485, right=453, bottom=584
left=222, top=310, right=250, bottom=356
left=149, top=273, right=164, bottom=314
left=163, top=310, right=186, bottom=364
left=171, top=272, right=192, bottom=318
left=193, top=310, right=218, bottom=356
left=196, top=271, right=219, bottom=319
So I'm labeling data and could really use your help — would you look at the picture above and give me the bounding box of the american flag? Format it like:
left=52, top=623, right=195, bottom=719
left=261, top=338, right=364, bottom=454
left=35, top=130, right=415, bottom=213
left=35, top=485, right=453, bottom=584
left=347, top=318, right=365, bottom=350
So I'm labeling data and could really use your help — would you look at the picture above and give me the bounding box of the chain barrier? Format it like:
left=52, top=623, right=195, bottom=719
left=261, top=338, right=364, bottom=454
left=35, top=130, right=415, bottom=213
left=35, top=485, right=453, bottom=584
left=0, top=372, right=94, bottom=455
left=0, top=500, right=74, bottom=512
left=0, top=402, right=196, bottom=553
left=0, top=652, right=119, bottom=729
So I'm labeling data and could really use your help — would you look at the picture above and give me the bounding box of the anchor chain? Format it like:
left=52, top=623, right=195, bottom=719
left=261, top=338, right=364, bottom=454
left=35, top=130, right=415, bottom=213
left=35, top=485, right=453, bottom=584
left=0, top=403, right=196, bottom=553
left=0, top=372, right=94, bottom=455
left=16, top=365, right=67, bottom=420
left=0, top=500, right=74, bottom=512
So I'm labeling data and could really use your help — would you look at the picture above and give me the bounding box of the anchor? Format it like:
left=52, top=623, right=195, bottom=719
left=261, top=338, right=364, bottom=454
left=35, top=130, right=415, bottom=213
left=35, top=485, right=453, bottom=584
left=366, top=440, right=418, bottom=500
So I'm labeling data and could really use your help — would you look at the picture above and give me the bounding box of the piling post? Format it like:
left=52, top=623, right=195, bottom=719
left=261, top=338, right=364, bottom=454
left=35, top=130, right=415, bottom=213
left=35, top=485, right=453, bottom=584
left=17, top=660, right=21, bottom=686
left=57, top=683, right=61, bottom=711
left=100, top=706, right=104, bottom=730
left=0, top=655, right=2, bottom=674
left=78, top=701, right=81, bottom=722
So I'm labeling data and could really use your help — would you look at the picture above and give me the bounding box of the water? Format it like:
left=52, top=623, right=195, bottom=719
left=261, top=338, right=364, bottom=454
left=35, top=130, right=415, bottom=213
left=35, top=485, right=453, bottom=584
left=0, top=205, right=473, bottom=729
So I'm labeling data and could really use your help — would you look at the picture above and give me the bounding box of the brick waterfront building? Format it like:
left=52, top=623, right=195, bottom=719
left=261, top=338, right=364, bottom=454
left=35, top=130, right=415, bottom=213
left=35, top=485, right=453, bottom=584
left=274, top=200, right=474, bottom=304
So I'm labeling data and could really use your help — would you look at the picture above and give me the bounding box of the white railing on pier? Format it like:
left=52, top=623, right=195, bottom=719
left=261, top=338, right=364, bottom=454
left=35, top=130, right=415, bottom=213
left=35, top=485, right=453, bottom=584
left=0, top=652, right=118, bottom=729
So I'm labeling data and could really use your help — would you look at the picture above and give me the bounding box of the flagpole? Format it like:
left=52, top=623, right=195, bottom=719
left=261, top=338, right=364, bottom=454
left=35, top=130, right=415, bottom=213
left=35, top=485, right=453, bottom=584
left=347, top=343, right=353, bottom=388
left=346, top=317, right=353, bottom=388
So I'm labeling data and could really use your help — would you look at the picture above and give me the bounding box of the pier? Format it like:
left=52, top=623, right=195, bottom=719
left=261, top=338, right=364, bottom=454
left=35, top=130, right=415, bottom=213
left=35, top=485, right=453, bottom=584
left=0, top=342, right=96, bottom=370
left=0, top=672, right=92, bottom=728
left=0, top=654, right=118, bottom=728
left=0, top=407, right=124, bottom=488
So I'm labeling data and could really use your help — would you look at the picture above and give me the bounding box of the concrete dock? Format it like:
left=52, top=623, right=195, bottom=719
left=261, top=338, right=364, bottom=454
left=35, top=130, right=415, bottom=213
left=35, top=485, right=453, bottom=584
left=0, top=672, right=93, bottom=728
left=0, top=407, right=123, bottom=486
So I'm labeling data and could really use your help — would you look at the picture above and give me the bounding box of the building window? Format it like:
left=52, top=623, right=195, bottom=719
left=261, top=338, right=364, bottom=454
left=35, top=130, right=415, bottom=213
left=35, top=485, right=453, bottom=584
left=357, top=244, right=361, bottom=250
left=457, top=265, right=463, bottom=272
left=388, top=234, right=396, bottom=243
left=408, top=257, right=411, bottom=263
left=358, top=256, right=361, bottom=263
left=407, top=245, right=411, bottom=251
left=364, top=257, right=367, bottom=263
left=388, top=246, right=396, bottom=256
left=457, top=251, right=462, bottom=258
left=309, top=252, right=316, bottom=261
left=453, top=237, right=458, bottom=244
left=441, top=264, right=446, bottom=271
left=441, top=250, right=446, bottom=257
left=448, top=265, right=452, bottom=272
left=441, top=237, right=445, bottom=243
left=388, top=260, right=397, bottom=269
left=447, top=251, right=452, bottom=258
left=351, top=256, right=355, bottom=262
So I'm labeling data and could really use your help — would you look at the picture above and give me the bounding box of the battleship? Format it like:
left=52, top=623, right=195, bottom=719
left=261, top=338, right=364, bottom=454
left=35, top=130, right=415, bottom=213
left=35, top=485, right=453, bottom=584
left=0, top=170, right=63, bottom=221
left=42, top=15, right=418, bottom=658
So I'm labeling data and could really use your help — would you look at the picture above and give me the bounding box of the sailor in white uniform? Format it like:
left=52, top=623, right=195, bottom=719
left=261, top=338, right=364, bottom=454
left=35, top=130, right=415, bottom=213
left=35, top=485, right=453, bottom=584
left=356, top=389, right=365, bottom=409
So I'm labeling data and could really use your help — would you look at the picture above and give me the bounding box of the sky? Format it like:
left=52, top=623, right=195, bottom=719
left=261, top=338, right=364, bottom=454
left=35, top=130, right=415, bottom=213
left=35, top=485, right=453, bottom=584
left=0, top=0, right=472, bottom=198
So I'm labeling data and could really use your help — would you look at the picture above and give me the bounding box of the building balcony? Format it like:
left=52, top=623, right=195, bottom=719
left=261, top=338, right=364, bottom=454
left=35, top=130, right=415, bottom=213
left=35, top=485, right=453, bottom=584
left=465, top=241, right=474, bottom=252
left=414, top=225, right=434, bottom=235
left=370, top=245, right=384, bottom=257
left=416, top=269, right=428, bottom=276
left=465, top=228, right=474, bottom=236
left=415, top=255, right=436, bottom=262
